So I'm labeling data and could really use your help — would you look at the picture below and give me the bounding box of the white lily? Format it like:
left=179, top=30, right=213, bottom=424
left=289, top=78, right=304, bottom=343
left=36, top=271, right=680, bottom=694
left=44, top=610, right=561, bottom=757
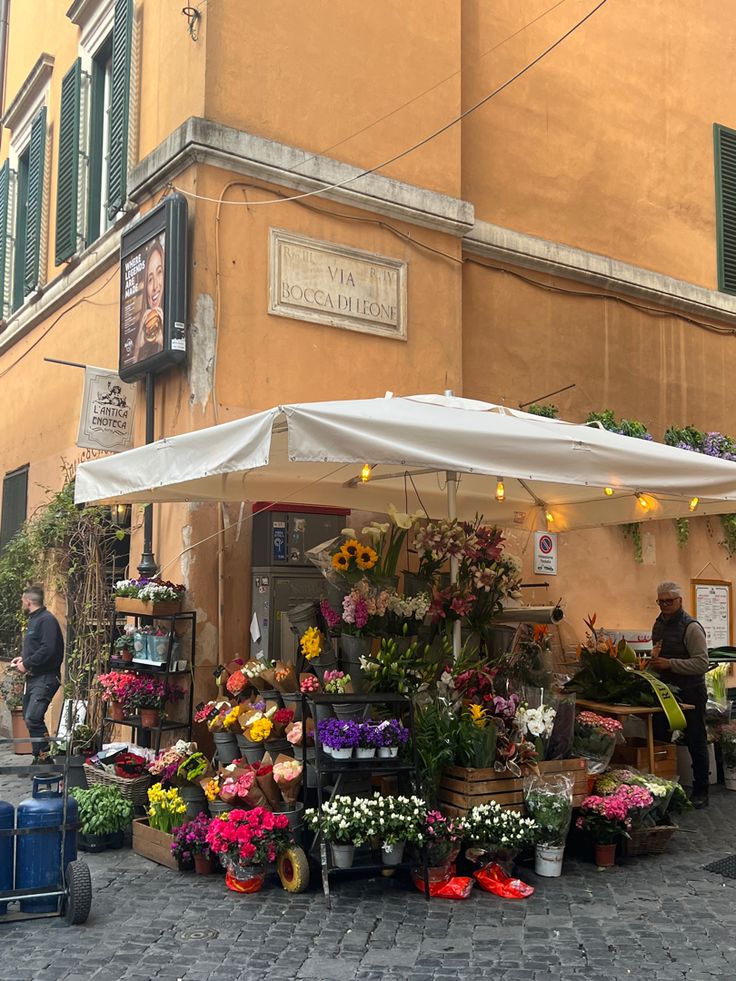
left=341, top=527, right=357, bottom=538
left=387, top=503, right=423, bottom=530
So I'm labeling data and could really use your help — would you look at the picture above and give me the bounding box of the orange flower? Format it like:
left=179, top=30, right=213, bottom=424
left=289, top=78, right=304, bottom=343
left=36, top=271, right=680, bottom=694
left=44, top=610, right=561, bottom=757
left=533, top=624, right=549, bottom=643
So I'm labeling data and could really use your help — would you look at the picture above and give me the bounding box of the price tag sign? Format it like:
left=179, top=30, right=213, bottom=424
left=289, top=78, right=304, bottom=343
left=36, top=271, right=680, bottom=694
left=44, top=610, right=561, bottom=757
left=534, top=531, right=558, bottom=575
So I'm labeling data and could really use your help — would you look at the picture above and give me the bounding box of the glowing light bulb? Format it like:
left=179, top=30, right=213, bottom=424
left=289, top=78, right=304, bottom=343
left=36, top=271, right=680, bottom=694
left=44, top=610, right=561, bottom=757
left=545, top=511, right=554, bottom=524
left=636, top=493, right=650, bottom=511
left=495, top=478, right=505, bottom=503
left=360, top=464, right=372, bottom=483
left=604, top=487, right=614, bottom=497
left=689, top=496, right=699, bottom=512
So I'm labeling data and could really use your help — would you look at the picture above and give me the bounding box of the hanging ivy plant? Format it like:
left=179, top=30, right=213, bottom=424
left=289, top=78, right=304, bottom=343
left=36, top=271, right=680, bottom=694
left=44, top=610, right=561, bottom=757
left=674, top=518, right=690, bottom=547
left=622, top=523, right=643, bottom=563
left=719, top=515, right=736, bottom=558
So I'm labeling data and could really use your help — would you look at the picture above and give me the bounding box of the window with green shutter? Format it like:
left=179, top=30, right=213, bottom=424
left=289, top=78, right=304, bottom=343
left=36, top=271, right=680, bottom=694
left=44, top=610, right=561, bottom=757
left=23, top=106, right=47, bottom=295
left=87, top=35, right=113, bottom=245
left=55, top=59, right=82, bottom=265
left=107, top=0, right=133, bottom=220
left=715, top=124, right=736, bottom=294
left=0, top=465, right=28, bottom=552
left=0, top=160, right=10, bottom=316
left=12, top=145, right=29, bottom=312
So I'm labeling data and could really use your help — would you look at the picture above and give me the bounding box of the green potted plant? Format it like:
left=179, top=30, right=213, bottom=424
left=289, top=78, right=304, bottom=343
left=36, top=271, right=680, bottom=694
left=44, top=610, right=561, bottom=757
left=70, top=784, right=134, bottom=852
left=113, top=630, right=135, bottom=663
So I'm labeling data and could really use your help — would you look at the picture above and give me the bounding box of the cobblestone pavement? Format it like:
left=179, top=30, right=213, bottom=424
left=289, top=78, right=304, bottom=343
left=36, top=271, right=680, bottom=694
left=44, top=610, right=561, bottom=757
left=2, top=748, right=736, bottom=981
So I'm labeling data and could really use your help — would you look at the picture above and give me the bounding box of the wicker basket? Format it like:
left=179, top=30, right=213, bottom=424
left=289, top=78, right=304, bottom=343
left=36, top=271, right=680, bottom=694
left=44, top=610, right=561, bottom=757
left=621, top=823, right=677, bottom=858
left=83, top=764, right=152, bottom=805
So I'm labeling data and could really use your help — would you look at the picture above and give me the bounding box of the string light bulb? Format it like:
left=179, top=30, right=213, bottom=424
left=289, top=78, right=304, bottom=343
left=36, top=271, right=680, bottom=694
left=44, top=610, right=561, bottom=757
left=495, top=478, right=505, bottom=503
left=689, top=496, right=699, bottom=512
left=545, top=510, right=554, bottom=524
left=604, top=487, right=614, bottom=497
left=360, top=464, right=372, bottom=483
left=636, top=493, right=650, bottom=511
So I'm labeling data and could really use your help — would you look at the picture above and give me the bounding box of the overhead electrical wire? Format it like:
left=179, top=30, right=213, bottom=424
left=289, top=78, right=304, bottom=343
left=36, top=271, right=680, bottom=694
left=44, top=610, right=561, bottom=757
left=171, top=0, right=610, bottom=209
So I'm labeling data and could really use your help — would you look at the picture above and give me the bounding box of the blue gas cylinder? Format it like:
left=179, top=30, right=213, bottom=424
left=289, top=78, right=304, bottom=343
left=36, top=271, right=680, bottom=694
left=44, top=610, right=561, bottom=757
left=0, top=800, right=13, bottom=915
left=17, top=776, right=78, bottom=913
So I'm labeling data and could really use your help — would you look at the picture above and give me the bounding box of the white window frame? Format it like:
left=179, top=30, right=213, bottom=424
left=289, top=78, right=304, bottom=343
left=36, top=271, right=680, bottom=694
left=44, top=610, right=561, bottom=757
left=70, top=0, right=116, bottom=254
left=4, top=65, right=52, bottom=309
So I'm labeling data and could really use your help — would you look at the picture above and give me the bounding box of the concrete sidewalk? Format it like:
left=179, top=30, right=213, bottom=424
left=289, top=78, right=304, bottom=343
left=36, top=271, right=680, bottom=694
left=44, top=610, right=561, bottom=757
left=1, top=744, right=735, bottom=981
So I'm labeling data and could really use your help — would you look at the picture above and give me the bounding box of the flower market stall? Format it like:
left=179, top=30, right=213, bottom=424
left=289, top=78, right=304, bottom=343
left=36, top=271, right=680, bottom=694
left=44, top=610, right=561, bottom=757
left=71, top=393, right=733, bottom=898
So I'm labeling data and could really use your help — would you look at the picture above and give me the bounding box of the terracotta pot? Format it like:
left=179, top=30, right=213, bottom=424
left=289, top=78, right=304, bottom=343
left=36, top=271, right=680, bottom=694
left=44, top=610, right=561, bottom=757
left=11, top=709, right=32, bottom=755
left=121, top=649, right=134, bottom=663
left=140, top=707, right=161, bottom=728
left=594, top=842, right=617, bottom=868
left=108, top=701, right=125, bottom=722
left=194, top=853, right=215, bottom=875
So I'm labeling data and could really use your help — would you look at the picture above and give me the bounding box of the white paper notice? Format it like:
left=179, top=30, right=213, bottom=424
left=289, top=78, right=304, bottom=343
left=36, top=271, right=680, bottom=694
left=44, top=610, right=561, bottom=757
left=250, top=613, right=261, bottom=643
left=694, top=583, right=731, bottom=648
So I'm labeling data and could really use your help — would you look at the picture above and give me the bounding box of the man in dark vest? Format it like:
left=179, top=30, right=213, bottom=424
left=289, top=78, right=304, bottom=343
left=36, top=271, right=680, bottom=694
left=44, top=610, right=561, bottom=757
left=649, top=581, right=709, bottom=808
left=9, top=585, right=64, bottom=763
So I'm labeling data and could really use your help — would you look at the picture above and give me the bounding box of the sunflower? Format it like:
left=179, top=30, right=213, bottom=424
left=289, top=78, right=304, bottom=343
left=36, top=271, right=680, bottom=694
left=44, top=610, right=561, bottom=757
left=332, top=552, right=349, bottom=571
left=341, top=539, right=361, bottom=558
left=356, top=545, right=378, bottom=570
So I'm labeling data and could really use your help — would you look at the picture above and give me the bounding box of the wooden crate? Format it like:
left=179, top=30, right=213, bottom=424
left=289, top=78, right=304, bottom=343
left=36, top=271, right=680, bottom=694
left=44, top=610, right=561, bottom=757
left=439, top=758, right=588, bottom=818
left=132, top=818, right=178, bottom=870
left=611, top=738, right=678, bottom=778
left=115, top=597, right=181, bottom=617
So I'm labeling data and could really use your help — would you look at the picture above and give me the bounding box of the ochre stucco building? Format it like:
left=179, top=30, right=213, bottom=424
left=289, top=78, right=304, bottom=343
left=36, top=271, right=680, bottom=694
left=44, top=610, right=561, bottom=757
left=2, top=1, right=736, bottom=711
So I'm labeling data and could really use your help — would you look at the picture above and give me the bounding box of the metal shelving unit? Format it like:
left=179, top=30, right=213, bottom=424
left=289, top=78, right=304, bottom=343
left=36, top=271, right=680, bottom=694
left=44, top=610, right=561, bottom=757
left=102, top=610, right=197, bottom=752
left=301, top=692, right=430, bottom=905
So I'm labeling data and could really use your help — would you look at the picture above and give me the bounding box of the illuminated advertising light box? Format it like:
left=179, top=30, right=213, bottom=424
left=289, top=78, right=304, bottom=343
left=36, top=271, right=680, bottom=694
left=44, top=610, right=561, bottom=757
left=119, top=193, right=188, bottom=382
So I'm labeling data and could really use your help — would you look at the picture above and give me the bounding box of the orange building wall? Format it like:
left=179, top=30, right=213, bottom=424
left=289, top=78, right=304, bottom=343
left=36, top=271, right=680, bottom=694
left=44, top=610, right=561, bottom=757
left=462, top=0, right=736, bottom=288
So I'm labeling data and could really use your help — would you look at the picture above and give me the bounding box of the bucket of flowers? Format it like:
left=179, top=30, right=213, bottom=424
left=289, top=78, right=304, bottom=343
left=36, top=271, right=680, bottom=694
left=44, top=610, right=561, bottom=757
left=374, top=794, right=426, bottom=867
left=523, top=773, right=573, bottom=877
left=205, top=806, right=295, bottom=892
left=304, top=794, right=380, bottom=870
left=113, top=577, right=185, bottom=616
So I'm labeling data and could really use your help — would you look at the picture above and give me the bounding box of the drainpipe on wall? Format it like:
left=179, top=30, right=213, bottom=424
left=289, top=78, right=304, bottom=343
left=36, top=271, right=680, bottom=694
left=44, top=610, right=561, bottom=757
left=0, top=0, right=9, bottom=140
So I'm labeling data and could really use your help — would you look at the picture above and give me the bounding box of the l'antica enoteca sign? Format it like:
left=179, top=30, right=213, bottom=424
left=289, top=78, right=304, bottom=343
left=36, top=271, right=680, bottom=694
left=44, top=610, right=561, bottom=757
left=268, top=229, right=407, bottom=339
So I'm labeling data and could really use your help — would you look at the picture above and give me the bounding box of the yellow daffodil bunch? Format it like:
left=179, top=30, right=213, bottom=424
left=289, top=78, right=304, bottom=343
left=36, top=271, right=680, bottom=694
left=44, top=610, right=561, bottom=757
left=146, top=782, right=187, bottom=833
left=300, top=626, right=325, bottom=661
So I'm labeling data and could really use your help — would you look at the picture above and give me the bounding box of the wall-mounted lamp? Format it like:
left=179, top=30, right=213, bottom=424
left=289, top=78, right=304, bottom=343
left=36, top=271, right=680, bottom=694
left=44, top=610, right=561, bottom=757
left=495, top=478, right=505, bottom=503
left=110, top=503, right=131, bottom=527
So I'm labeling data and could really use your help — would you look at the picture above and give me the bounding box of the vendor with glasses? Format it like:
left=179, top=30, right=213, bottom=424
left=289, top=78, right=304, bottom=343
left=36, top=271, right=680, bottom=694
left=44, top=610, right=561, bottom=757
left=649, top=581, right=710, bottom=808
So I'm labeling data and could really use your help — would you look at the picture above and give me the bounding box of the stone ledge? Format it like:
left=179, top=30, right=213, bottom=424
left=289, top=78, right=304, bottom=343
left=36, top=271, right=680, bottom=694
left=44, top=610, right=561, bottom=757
left=464, top=219, right=736, bottom=328
left=128, top=117, right=474, bottom=237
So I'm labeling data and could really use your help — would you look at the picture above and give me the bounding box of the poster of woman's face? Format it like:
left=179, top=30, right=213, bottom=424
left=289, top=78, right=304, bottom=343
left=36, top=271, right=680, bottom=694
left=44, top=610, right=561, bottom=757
left=120, top=234, right=166, bottom=374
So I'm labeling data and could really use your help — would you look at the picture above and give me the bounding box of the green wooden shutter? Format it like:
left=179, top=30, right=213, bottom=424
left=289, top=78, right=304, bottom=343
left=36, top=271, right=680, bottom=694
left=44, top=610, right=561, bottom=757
left=0, top=465, right=28, bottom=552
left=56, top=59, right=82, bottom=265
left=24, top=106, right=47, bottom=294
left=715, top=124, right=736, bottom=294
left=0, top=160, right=10, bottom=313
left=107, top=0, right=133, bottom=219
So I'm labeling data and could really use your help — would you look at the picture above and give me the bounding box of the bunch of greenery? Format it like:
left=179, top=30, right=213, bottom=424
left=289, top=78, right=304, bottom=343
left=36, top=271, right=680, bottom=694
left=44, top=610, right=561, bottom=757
left=564, top=649, right=662, bottom=706
left=70, top=784, right=133, bottom=836
left=586, top=410, right=651, bottom=440
left=526, top=403, right=558, bottom=418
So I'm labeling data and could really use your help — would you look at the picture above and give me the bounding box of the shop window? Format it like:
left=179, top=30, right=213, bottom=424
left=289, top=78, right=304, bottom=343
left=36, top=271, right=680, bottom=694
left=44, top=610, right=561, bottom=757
left=0, top=465, right=29, bottom=551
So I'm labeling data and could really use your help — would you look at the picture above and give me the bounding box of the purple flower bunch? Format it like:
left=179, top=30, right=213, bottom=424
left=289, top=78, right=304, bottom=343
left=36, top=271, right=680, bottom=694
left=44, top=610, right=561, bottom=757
left=317, top=718, right=360, bottom=750
left=320, top=599, right=341, bottom=631
left=368, top=719, right=409, bottom=748
left=170, top=812, right=212, bottom=863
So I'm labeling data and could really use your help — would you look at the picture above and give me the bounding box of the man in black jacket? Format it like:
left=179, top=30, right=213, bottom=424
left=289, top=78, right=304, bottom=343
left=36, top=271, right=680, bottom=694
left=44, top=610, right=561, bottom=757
left=9, top=585, right=64, bottom=762
left=650, top=580, right=710, bottom=808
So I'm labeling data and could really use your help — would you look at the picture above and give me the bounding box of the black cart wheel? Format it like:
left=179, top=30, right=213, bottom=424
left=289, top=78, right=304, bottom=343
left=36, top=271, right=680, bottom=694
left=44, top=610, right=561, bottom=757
left=64, top=860, right=92, bottom=925
left=277, top=845, right=310, bottom=893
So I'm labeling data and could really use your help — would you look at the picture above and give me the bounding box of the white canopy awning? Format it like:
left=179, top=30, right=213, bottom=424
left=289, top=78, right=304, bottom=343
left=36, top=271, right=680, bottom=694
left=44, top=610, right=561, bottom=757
left=74, top=393, right=736, bottom=531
